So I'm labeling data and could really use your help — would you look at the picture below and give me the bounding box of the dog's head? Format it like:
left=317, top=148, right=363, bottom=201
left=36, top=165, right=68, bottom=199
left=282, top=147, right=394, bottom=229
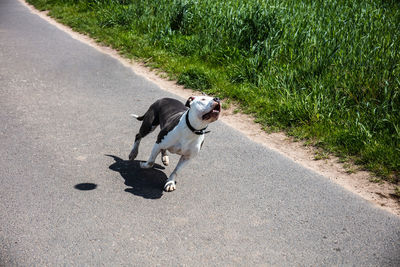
left=185, top=96, right=221, bottom=126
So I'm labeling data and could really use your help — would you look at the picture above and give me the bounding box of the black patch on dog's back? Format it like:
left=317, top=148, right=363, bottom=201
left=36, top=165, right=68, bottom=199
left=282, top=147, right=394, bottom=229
left=156, top=111, right=185, bottom=144
left=154, top=98, right=188, bottom=144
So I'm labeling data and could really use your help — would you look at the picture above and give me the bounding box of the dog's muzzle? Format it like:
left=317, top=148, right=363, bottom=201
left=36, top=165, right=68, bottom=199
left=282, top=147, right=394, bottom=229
left=202, top=98, right=221, bottom=120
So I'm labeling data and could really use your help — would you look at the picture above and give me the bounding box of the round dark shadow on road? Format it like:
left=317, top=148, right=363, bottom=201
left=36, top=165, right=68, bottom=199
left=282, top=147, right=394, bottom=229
left=74, top=183, right=97, bottom=191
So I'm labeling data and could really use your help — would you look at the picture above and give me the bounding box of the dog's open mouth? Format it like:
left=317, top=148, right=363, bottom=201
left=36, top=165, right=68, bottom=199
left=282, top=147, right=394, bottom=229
left=202, top=102, right=221, bottom=120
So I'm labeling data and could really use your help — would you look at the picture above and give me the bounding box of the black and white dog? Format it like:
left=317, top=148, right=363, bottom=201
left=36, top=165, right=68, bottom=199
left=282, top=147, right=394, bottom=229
left=129, top=96, right=221, bottom=192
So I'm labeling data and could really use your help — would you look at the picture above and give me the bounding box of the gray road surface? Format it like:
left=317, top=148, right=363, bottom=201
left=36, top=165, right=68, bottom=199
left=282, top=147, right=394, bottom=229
left=1, top=0, right=399, bottom=265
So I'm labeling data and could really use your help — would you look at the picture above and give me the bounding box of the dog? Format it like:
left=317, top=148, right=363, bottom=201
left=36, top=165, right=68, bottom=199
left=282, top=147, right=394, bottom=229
left=129, top=96, right=221, bottom=192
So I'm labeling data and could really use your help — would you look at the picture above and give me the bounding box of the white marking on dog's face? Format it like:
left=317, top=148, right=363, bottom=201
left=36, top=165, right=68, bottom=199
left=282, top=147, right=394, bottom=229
left=188, top=96, right=221, bottom=123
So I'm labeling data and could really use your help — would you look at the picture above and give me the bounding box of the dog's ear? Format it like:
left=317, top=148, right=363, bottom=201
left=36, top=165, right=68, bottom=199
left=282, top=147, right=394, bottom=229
left=185, top=96, right=195, bottom=107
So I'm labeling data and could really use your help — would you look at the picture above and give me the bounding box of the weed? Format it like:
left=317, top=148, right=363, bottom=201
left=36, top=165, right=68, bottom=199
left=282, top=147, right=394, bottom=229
left=369, top=177, right=383, bottom=184
left=314, top=150, right=330, bottom=161
left=177, top=68, right=211, bottom=90
left=394, top=187, right=400, bottom=199
left=221, top=101, right=231, bottom=110
left=343, top=163, right=358, bottom=174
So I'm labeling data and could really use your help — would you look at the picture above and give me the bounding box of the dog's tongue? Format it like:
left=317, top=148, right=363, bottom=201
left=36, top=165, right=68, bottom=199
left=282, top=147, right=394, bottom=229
left=202, top=103, right=221, bottom=120
left=202, top=110, right=219, bottom=120
left=203, top=113, right=211, bottom=120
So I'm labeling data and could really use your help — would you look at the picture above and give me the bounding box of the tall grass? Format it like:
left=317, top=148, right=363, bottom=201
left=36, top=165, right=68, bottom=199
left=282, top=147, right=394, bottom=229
left=28, top=0, right=400, bottom=182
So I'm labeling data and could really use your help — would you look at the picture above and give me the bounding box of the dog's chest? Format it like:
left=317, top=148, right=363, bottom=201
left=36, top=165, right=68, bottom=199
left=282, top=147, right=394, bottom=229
left=160, top=124, right=204, bottom=156
left=166, top=138, right=200, bottom=155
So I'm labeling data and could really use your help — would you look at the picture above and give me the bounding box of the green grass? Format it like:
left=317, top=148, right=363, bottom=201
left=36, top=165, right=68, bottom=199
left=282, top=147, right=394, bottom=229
left=27, top=0, right=400, bottom=183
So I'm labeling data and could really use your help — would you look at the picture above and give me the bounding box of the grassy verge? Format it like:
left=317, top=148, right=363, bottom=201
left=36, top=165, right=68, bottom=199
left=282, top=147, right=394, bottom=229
left=27, top=0, right=400, bottom=184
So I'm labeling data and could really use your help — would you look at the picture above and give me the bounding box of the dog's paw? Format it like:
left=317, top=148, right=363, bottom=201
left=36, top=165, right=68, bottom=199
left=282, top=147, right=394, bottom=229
left=140, top=161, right=154, bottom=169
left=164, top=181, right=176, bottom=192
left=162, top=155, right=169, bottom=166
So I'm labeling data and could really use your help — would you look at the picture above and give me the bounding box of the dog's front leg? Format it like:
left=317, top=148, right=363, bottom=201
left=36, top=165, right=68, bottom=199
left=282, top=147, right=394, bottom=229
left=164, top=155, right=191, bottom=192
left=140, top=143, right=161, bottom=169
left=161, top=149, right=169, bottom=166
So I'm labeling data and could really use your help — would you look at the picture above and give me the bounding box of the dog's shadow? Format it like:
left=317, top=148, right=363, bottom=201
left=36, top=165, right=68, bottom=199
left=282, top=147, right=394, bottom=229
left=106, top=155, right=167, bottom=199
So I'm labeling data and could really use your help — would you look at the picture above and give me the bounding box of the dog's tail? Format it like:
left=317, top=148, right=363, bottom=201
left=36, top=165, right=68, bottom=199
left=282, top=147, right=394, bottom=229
left=130, top=114, right=145, bottom=121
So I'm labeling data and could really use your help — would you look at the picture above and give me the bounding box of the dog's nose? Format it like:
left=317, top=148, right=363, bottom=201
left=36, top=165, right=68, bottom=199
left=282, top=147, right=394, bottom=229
left=213, top=97, right=220, bottom=102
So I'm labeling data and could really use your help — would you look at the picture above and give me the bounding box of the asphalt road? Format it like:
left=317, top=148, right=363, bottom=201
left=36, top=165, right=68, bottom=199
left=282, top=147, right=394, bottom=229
left=1, top=0, right=399, bottom=265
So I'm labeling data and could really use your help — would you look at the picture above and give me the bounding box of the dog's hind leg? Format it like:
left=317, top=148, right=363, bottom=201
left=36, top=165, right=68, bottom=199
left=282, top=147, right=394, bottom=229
left=129, top=133, right=142, bottom=161
left=129, top=109, right=159, bottom=161
left=161, top=149, right=169, bottom=166
left=140, top=143, right=161, bottom=169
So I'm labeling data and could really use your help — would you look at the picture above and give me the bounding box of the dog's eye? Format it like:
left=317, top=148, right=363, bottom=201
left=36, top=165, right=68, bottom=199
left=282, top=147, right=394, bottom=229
left=201, top=98, right=206, bottom=101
